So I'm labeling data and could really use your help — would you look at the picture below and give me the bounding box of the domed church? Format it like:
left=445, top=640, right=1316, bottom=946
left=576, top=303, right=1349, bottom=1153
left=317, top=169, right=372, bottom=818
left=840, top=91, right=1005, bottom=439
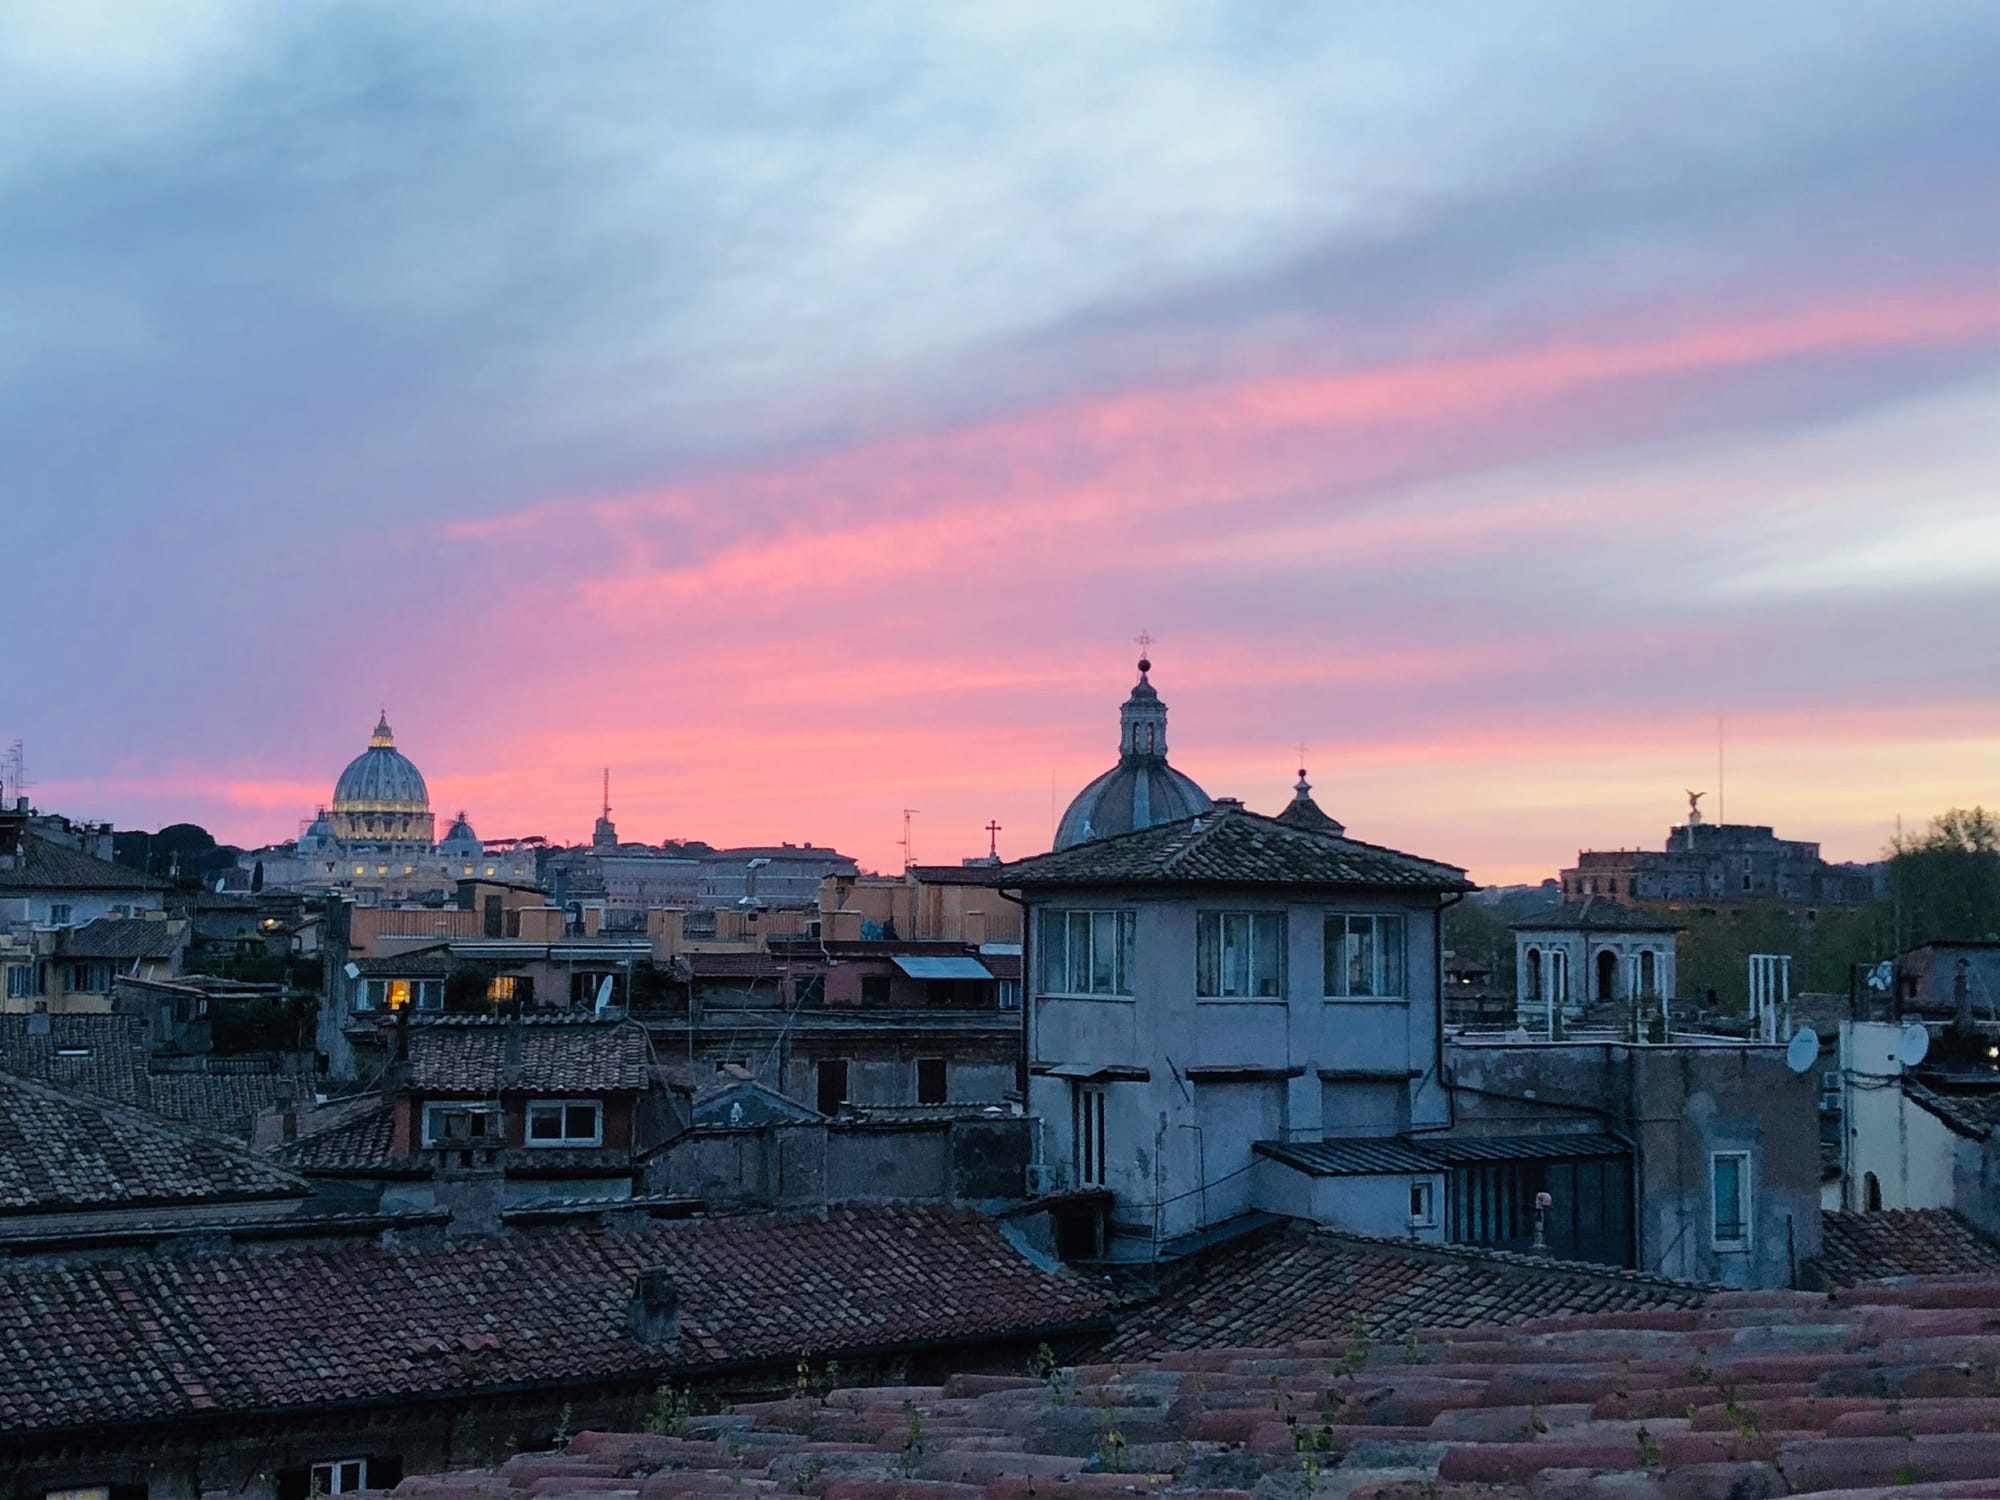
left=1054, top=655, right=1213, bottom=850
left=329, top=713, right=435, bottom=846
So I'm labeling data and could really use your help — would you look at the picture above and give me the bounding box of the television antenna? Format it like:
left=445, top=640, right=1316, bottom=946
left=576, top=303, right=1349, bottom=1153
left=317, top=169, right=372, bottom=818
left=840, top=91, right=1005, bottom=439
left=899, top=809, right=919, bottom=871
left=2, top=740, right=25, bottom=806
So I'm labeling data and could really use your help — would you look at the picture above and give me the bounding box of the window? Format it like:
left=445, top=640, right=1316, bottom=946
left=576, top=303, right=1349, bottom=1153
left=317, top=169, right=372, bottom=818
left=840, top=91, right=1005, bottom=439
left=793, top=974, right=826, bottom=1007
left=1408, top=1179, right=1436, bottom=1227
left=1864, top=1171, right=1883, bottom=1212
left=916, top=1056, right=948, bottom=1105
left=1073, top=1083, right=1108, bottom=1187
left=65, top=962, right=111, bottom=993
left=860, top=975, right=892, bottom=1007
left=1196, top=912, right=1286, bottom=998
left=525, top=1100, right=602, bottom=1146
left=997, top=979, right=1021, bottom=1010
left=817, top=1059, right=849, bottom=1115
left=294, top=1458, right=399, bottom=1497
left=421, top=1103, right=500, bottom=1147
left=1323, top=914, right=1406, bottom=998
left=5, top=964, right=45, bottom=1000
left=45, top=1489, right=110, bottom=1500
left=47, top=903, right=72, bottom=926
left=1711, top=1151, right=1750, bottom=1247
left=1038, top=910, right=1136, bottom=997
left=487, top=975, right=520, bottom=1003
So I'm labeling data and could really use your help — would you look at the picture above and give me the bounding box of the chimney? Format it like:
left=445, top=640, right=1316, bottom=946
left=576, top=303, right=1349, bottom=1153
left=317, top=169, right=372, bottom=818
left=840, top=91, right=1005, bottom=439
left=27, top=1002, right=50, bottom=1038
left=627, top=1268, right=682, bottom=1346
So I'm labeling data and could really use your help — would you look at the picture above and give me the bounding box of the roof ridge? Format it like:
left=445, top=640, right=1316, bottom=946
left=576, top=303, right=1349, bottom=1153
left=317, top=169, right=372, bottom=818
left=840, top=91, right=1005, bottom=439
left=1304, top=1224, right=1718, bottom=1291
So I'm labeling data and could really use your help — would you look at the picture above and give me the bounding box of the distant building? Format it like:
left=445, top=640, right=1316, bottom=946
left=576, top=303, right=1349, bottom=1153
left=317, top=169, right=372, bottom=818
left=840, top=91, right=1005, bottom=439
left=1562, top=800, right=1877, bottom=906
left=246, top=714, right=537, bottom=899
left=0, top=808, right=171, bottom=1014
left=1511, top=897, right=1682, bottom=1034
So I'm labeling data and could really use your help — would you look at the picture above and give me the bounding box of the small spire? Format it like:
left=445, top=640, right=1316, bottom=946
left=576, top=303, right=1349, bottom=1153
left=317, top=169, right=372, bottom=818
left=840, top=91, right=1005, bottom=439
left=1294, top=742, right=1312, bottom=800
left=370, top=711, right=395, bottom=748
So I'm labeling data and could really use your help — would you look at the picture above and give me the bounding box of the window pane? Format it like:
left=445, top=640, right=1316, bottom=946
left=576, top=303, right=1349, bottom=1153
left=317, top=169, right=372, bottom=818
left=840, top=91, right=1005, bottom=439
left=1378, top=915, right=1404, bottom=996
left=1714, top=1156, right=1743, bottom=1238
left=528, top=1107, right=561, bottom=1140
left=566, top=1105, right=598, bottom=1139
left=1067, top=912, right=1091, bottom=993
left=1090, top=912, right=1116, bottom=993
left=1253, top=914, right=1283, bottom=997
left=1348, top=916, right=1375, bottom=996
left=1323, top=918, right=1344, bottom=996
left=1118, top=912, right=1135, bottom=993
left=1195, top=913, right=1220, bottom=997
left=1039, top=911, right=1066, bottom=994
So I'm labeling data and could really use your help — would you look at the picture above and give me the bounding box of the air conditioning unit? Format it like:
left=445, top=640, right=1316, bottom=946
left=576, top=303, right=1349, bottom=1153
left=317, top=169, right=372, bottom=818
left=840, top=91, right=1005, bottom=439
left=1025, top=1163, right=1059, bottom=1196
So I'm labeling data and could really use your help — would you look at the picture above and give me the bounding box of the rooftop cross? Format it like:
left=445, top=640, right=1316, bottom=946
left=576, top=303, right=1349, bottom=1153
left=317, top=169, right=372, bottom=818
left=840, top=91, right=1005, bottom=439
left=985, top=819, right=1002, bottom=859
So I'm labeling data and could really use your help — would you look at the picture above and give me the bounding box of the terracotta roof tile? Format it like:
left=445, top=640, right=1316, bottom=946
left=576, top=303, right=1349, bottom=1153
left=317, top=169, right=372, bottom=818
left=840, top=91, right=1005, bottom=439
left=0, top=1013, right=149, bottom=1106
left=407, top=1018, right=655, bottom=1095
left=147, top=1070, right=317, bottom=1141
left=380, top=1274, right=2000, bottom=1499
left=0, top=834, right=164, bottom=891
left=1820, top=1209, right=2000, bottom=1285
left=0, top=1071, right=310, bottom=1214
left=0, top=1204, right=1107, bottom=1437
left=992, top=805, right=1471, bottom=892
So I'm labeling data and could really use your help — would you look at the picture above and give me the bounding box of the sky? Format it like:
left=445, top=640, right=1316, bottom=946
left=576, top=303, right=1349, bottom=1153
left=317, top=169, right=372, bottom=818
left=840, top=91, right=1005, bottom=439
left=5, top=1, right=1998, bottom=883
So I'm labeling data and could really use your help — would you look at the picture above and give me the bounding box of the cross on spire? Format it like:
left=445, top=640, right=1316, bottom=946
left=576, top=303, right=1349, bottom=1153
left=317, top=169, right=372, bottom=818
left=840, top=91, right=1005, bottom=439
left=985, top=820, right=1003, bottom=859
left=1295, top=741, right=1310, bottom=777
left=1134, top=630, right=1154, bottom=670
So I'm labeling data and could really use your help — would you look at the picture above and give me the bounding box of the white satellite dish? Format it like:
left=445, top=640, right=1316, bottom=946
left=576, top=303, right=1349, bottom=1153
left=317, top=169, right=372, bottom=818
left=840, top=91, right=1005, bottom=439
left=1900, top=1023, right=1931, bottom=1068
left=594, top=974, right=615, bottom=1015
left=1867, top=961, right=1895, bottom=992
left=342, top=961, right=361, bottom=980
left=1786, top=1027, right=1821, bottom=1074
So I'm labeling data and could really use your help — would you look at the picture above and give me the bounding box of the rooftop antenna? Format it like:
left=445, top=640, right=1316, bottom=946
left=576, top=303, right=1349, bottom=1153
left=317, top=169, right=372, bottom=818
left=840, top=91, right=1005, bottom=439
left=900, top=808, right=919, bottom=872
left=601, top=767, right=612, bottom=822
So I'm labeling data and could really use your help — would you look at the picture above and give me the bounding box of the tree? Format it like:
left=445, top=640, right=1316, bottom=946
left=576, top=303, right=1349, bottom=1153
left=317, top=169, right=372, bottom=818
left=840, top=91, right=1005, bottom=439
left=1889, top=807, right=2000, bottom=948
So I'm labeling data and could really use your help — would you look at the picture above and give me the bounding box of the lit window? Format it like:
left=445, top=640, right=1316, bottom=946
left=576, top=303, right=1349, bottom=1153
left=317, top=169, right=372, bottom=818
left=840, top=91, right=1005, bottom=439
left=1323, top=914, right=1406, bottom=998
left=46, top=1488, right=110, bottom=1500
left=1037, top=910, right=1135, bottom=997
left=485, top=866, right=496, bottom=877
left=1712, top=1151, right=1751, bottom=1247
left=376, top=865, right=388, bottom=876
left=1196, top=911, right=1285, bottom=998
left=487, top=975, right=518, bottom=1003
left=525, top=1100, right=602, bottom=1145
left=355, top=866, right=366, bottom=876
left=463, top=865, right=474, bottom=876
left=387, top=979, right=412, bottom=1010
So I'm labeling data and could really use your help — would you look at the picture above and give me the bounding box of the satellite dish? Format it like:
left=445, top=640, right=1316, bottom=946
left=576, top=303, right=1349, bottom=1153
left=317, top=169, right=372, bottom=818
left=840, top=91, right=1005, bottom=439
left=1867, top=961, right=1895, bottom=992
left=1900, top=1023, right=1931, bottom=1068
left=343, top=962, right=361, bottom=980
left=1786, top=1028, right=1820, bottom=1074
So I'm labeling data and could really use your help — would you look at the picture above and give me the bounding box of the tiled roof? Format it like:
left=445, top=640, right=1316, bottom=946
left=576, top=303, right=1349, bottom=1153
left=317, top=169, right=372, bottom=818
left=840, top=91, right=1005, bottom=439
left=0, top=1204, right=1107, bottom=1436
left=395, top=1275, right=2000, bottom=1500
left=269, top=1101, right=402, bottom=1173
left=1511, top=897, right=1685, bottom=932
left=0, top=1013, right=149, bottom=1106
left=1820, top=1209, right=2000, bottom=1286
left=1100, top=1222, right=1706, bottom=1360
left=0, top=834, right=165, bottom=891
left=991, top=804, right=1472, bottom=892
left=58, top=916, right=186, bottom=959
left=1907, top=1081, right=2000, bottom=1139
left=0, top=1072, right=310, bottom=1215
left=406, top=1018, right=656, bottom=1095
left=354, top=945, right=457, bottom=977
left=147, top=1069, right=317, bottom=1141
left=1258, top=1131, right=1629, bottom=1177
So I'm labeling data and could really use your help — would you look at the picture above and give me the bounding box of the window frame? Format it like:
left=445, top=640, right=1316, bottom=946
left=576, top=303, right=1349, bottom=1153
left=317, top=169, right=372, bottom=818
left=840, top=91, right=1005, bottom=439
left=1073, top=1083, right=1108, bottom=1188
left=524, top=1098, right=604, bottom=1147
left=1322, top=912, right=1408, bottom=999
left=1195, top=910, right=1287, bottom=999
left=1037, top=908, right=1136, bottom=998
left=1711, top=1150, right=1751, bottom=1248
left=420, top=1101, right=502, bottom=1148
left=309, top=1460, right=371, bottom=1496
left=1408, top=1178, right=1437, bottom=1228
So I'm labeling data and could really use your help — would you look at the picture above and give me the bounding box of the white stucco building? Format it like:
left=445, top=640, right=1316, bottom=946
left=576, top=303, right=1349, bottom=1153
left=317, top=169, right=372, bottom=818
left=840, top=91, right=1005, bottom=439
left=1512, top=898, right=1682, bottom=1035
